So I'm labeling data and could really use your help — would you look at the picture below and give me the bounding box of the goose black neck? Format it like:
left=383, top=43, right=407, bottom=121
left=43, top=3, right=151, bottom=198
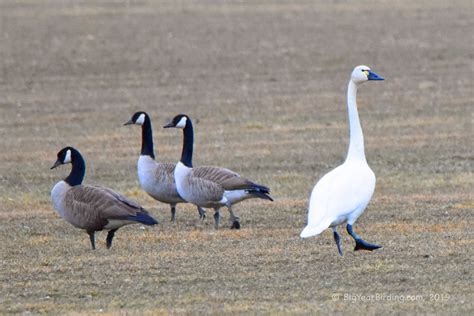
left=65, top=149, right=85, bottom=187
left=180, top=119, right=194, bottom=168
left=141, top=117, right=155, bottom=159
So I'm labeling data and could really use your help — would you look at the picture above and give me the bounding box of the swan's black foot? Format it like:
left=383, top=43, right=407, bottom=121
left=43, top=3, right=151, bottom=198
left=354, top=239, right=382, bottom=251
left=346, top=224, right=382, bottom=252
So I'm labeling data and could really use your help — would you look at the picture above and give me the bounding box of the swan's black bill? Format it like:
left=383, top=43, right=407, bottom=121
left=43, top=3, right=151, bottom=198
left=163, top=122, right=175, bottom=128
left=367, top=70, right=384, bottom=81
left=50, top=160, right=62, bottom=169
left=123, top=119, right=133, bottom=126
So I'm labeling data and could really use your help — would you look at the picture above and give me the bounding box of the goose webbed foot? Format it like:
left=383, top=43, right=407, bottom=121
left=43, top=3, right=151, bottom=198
left=230, top=220, right=240, bottom=230
left=230, top=215, right=240, bottom=230
left=170, top=205, right=177, bottom=223
left=333, top=230, right=343, bottom=256
left=88, top=231, right=96, bottom=250
left=198, top=207, right=206, bottom=221
left=106, top=228, right=118, bottom=249
left=346, top=224, right=382, bottom=252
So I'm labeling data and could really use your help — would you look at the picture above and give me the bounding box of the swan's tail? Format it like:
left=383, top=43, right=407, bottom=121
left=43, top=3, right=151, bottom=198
left=300, top=226, right=322, bottom=238
left=300, top=221, right=331, bottom=238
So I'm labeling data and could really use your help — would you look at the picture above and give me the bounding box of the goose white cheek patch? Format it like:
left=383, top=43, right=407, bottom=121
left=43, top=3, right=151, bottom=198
left=64, top=150, right=72, bottom=163
left=136, top=113, right=145, bottom=125
left=176, top=117, right=187, bottom=129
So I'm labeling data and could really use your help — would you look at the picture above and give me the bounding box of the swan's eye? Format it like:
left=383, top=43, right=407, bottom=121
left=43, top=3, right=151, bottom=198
left=362, top=70, right=369, bottom=76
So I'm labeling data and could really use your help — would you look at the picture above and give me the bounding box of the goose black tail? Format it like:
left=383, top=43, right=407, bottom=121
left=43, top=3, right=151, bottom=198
left=252, top=184, right=270, bottom=194
left=247, top=189, right=274, bottom=201
left=127, top=211, right=159, bottom=225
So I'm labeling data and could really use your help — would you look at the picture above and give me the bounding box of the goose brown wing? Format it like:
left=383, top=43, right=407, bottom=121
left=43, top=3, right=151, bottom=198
left=187, top=175, right=225, bottom=203
left=64, top=185, right=148, bottom=230
left=88, top=185, right=143, bottom=210
left=152, top=162, right=182, bottom=201
left=193, top=166, right=262, bottom=191
left=153, top=162, right=176, bottom=182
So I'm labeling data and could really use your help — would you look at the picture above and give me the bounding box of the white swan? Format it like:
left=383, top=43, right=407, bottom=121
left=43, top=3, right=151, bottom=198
left=300, top=65, right=384, bottom=256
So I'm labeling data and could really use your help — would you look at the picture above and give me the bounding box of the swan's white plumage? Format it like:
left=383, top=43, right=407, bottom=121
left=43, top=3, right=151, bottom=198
left=300, top=65, right=379, bottom=239
left=300, top=161, right=375, bottom=238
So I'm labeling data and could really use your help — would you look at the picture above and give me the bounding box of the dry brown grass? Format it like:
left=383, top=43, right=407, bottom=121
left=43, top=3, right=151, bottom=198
left=0, top=0, right=472, bottom=314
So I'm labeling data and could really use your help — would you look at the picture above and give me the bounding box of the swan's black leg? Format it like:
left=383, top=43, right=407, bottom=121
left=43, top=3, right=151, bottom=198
left=106, top=228, right=118, bottom=249
left=333, top=230, right=343, bottom=256
left=346, top=224, right=382, bottom=251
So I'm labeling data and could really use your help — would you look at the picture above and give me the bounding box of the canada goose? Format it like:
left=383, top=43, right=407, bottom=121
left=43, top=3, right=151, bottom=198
left=163, top=114, right=273, bottom=229
left=50, top=146, right=158, bottom=249
left=300, top=65, right=384, bottom=256
left=124, top=111, right=205, bottom=223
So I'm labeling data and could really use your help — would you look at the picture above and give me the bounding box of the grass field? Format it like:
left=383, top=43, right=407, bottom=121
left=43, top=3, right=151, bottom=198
left=0, top=0, right=472, bottom=314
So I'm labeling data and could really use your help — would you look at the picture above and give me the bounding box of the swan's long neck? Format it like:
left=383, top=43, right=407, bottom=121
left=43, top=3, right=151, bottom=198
left=180, top=120, right=194, bottom=168
left=65, top=149, right=85, bottom=186
left=141, top=118, right=155, bottom=159
left=346, top=80, right=366, bottom=162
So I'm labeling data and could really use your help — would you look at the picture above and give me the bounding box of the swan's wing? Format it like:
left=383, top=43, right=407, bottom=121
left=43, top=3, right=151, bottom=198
left=301, top=168, right=342, bottom=237
left=301, top=163, right=376, bottom=238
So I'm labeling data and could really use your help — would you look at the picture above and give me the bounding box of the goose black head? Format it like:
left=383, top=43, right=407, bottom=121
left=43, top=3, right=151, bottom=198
left=351, top=65, right=384, bottom=84
left=51, top=146, right=75, bottom=169
left=124, top=111, right=149, bottom=126
left=163, top=114, right=190, bottom=129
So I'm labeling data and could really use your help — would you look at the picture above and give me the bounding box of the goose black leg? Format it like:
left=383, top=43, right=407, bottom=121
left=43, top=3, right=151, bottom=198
left=198, top=207, right=206, bottom=221
left=213, top=209, right=220, bottom=230
left=333, top=229, right=343, bottom=256
left=227, top=205, right=240, bottom=230
left=106, top=228, right=118, bottom=249
left=88, top=231, right=96, bottom=250
left=170, top=205, right=177, bottom=223
left=346, top=224, right=382, bottom=251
